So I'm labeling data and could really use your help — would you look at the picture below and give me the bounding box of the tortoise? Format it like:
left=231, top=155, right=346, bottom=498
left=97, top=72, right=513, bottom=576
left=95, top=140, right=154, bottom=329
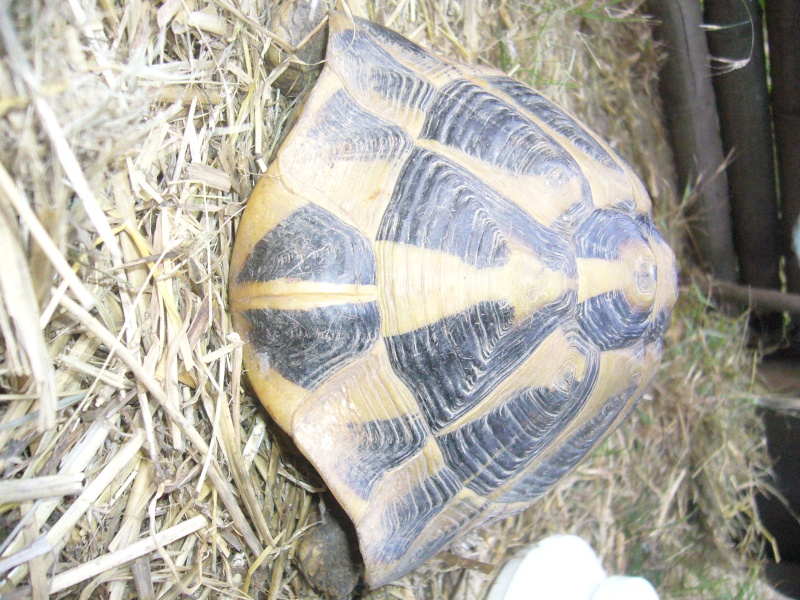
left=230, top=6, right=678, bottom=592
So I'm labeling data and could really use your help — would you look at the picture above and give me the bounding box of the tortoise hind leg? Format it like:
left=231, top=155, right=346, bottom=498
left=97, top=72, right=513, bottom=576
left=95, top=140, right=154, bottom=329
left=298, top=496, right=363, bottom=598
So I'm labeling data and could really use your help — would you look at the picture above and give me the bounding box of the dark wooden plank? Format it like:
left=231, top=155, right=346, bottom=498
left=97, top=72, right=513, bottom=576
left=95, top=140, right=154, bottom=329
left=647, top=0, right=738, bottom=282
left=705, top=0, right=781, bottom=292
left=765, top=1, right=800, bottom=294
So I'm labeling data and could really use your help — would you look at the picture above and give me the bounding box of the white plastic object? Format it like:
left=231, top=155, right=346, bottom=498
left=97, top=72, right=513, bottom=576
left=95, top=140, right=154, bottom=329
left=487, top=535, right=661, bottom=600
left=487, top=535, right=606, bottom=600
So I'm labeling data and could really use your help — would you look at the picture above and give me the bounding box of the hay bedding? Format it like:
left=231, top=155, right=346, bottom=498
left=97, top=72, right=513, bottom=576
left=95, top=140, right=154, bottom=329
left=0, top=0, right=781, bottom=598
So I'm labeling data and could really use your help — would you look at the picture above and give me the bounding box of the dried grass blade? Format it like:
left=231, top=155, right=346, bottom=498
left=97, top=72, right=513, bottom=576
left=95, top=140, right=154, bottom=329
left=48, top=515, right=207, bottom=594
left=185, top=10, right=230, bottom=36
left=0, top=474, right=84, bottom=503
left=216, top=392, right=274, bottom=545
left=0, top=186, right=57, bottom=432
left=157, top=0, right=183, bottom=28
left=0, top=289, right=25, bottom=376
left=0, top=4, right=121, bottom=259
left=58, top=294, right=264, bottom=556
left=108, top=462, right=154, bottom=552
left=19, top=502, right=47, bottom=600
left=46, top=430, right=146, bottom=550
left=130, top=557, right=155, bottom=600
left=56, top=354, right=131, bottom=390
left=0, top=536, right=52, bottom=577
left=1, top=420, right=114, bottom=590
left=0, top=162, right=95, bottom=308
left=184, top=163, right=233, bottom=192
left=210, top=0, right=294, bottom=51
left=107, top=464, right=154, bottom=600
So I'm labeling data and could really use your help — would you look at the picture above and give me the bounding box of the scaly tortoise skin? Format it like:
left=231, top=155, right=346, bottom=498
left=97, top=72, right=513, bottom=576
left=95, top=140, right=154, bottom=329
left=231, top=12, right=678, bottom=589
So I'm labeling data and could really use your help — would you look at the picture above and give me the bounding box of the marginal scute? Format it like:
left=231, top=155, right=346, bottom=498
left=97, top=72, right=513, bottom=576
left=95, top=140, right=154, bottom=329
left=373, top=468, right=463, bottom=562
left=350, top=16, right=447, bottom=73
left=368, top=489, right=486, bottom=583
left=328, top=22, right=436, bottom=130
left=573, top=208, right=648, bottom=260
left=351, top=448, right=490, bottom=587
left=230, top=12, right=679, bottom=591
left=486, top=76, right=623, bottom=173
left=274, top=69, right=414, bottom=241
left=570, top=209, right=674, bottom=350
left=644, top=307, right=674, bottom=345
left=576, top=291, right=651, bottom=351
left=486, top=77, right=649, bottom=215
left=298, top=408, right=428, bottom=501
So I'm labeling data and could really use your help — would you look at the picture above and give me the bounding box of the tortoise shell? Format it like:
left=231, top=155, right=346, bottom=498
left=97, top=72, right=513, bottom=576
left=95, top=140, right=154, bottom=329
left=230, top=13, right=678, bottom=588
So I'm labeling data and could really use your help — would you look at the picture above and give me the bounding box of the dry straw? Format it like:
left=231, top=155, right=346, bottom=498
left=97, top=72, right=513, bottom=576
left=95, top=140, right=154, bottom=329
left=0, top=0, right=787, bottom=598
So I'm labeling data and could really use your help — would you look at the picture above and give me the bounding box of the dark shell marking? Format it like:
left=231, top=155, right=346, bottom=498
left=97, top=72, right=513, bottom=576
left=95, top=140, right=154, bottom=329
left=238, top=203, right=376, bottom=285
left=230, top=13, right=677, bottom=589
left=376, top=148, right=574, bottom=271
left=438, top=327, right=600, bottom=496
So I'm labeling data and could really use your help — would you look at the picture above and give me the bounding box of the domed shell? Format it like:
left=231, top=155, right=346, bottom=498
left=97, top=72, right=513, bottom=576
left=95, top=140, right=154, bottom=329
left=230, top=13, right=678, bottom=588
